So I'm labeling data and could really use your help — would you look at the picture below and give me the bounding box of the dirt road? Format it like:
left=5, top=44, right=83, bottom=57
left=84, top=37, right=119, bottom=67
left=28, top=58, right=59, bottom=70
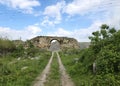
left=33, top=52, right=54, bottom=86
left=56, top=52, right=75, bottom=86
left=33, top=52, right=75, bottom=86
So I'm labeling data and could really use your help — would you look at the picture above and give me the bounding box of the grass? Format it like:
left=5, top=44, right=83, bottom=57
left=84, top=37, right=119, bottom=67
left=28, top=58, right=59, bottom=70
left=60, top=49, right=120, bottom=86
left=59, top=50, right=94, bottom=86
left=44, top=52, right=61, bottom=86
left=0, top=51, right=51, bottom=86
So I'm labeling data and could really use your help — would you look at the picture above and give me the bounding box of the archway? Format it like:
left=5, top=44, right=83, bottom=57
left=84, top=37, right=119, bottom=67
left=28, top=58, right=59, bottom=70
left=49, top=39, right=61, bottom=52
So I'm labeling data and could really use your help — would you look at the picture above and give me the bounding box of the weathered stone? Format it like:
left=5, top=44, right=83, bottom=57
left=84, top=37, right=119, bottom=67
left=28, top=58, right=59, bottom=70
left=30, top=36, right=80, bottom=50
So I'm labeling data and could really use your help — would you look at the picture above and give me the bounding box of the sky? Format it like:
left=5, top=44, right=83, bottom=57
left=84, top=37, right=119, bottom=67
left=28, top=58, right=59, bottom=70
left=0, top=0, right=120, bottom=42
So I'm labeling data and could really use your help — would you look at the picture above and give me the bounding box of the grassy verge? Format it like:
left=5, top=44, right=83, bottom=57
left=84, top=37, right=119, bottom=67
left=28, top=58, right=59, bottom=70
left=60, top=49, right=120, bottom=86
left=44, top=53, right=60, bottom=86
left=0, top=51, right=51, bottom=86
left=60, top=50, right=94, bottom=86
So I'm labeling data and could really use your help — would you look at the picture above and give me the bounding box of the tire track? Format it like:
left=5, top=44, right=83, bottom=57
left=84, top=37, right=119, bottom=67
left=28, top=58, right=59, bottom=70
left=33, top=51, right=75, bottom=86
left=56, top=52, right=75, bottom=86
left=33, top=52, right=54, bottom=86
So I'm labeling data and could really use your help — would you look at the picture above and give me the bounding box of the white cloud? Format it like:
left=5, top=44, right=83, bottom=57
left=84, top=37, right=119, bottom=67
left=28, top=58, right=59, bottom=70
left=26, top=25, right=41, bottom=34
left=63, top=0, right=120, bottom=29
left=64, top=0, right=101, bottom=16
left=48, top=28, right=72, bottom=36
left=0, top=0, right=40, bottom=14
left=47, top=21, right=102, bottom=42
left=41, top=1, right=65, bottom=26
left=63, top=0, right=120, bottom=16
left=41, top=16, right=55, bottom=26
left=72, top=21, right=102, bottom=42
left=0, top=24, right=42, bottom=40
left=104, top=3, right=120, bottom=28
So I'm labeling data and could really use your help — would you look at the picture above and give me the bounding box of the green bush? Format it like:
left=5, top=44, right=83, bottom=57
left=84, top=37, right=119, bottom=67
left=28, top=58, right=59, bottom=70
left=60, top=24, right=120, bottom=86
left=0, top=38, right=16, bottom=55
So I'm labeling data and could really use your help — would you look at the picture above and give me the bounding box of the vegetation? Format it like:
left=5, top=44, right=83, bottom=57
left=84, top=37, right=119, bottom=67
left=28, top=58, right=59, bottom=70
left=0, top=38, right=51, bottom=86
left=0, top=38, right=16, bottom=55
left=0, top=24, right=120, bottom=86
left=60, top=24, right=120, bottom=86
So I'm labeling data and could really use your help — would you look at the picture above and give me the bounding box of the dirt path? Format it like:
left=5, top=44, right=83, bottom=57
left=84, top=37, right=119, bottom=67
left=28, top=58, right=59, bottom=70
left=33, top=52, right=54, bottom=86
left=56, top=52, right=75, bottom=86
left=33, top=52, right=74, bottom=86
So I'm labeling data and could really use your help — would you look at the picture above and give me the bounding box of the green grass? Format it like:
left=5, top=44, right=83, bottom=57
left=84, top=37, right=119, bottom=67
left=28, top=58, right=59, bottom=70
left=60, top=50, right=120, bottom=86
left=44, top=53, right=60, bottom=86
left=0, top=51, right=51, bottom=86
left=60, top=50, right=94, bottom=86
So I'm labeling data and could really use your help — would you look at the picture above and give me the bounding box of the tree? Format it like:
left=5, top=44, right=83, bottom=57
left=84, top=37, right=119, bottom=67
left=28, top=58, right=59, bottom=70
left=89, top=24, right=120, bottom=74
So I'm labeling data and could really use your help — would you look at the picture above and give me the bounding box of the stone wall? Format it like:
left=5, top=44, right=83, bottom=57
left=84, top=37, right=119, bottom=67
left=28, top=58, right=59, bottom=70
left=30, top=36, right=80, bottom=50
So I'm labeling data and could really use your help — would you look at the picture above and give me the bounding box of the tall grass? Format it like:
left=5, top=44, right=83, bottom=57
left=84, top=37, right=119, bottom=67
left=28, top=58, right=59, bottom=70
left=0, top=38, right=16, bottom=55
left=60, top=49, right=120, bottom=86
left=0, top=37, right=52, bottom=86
left=0, top=51, right=51, bottom=86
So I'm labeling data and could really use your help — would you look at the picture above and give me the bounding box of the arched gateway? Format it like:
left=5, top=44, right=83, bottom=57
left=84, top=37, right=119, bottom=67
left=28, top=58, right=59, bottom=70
left=30, top=36, right=80, bottom=50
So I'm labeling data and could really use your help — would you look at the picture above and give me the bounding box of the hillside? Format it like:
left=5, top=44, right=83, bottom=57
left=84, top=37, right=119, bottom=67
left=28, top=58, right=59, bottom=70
left=79, top=42, right=90, bottom=49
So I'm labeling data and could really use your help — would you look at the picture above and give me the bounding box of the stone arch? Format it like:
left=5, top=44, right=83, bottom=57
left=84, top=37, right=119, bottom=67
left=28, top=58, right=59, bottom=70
left=30, top=36, right=79, bottom=50
left=49, top=38, right=61, bottom=44
left=48, top=38, right=61, bottom=49
left=49, top=39, right=61, bottom=51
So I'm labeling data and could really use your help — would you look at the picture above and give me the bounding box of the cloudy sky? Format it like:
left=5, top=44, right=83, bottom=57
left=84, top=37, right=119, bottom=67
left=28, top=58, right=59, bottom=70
left=0, top=0, right=120, bottom=42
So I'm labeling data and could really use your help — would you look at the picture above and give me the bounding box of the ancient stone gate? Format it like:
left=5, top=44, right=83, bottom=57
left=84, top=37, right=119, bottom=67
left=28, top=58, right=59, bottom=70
left=30, top=36, right=79, bottom=50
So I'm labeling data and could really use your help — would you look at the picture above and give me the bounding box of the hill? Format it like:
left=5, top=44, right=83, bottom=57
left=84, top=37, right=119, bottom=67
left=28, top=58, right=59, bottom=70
left=79, top=42, right=90, bottom=49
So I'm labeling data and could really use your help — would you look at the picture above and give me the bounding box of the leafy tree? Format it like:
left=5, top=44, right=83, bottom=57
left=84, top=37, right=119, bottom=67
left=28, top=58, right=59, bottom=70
left=89, top=24, right=120, bottom=74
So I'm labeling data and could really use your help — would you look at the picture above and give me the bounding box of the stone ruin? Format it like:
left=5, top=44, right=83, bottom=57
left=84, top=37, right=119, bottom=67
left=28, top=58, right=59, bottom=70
left=29, top=36, right=80, bottom=50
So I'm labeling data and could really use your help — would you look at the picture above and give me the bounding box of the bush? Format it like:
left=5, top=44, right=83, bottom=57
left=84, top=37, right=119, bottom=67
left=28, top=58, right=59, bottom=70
left=0, top=38, right=16, bottom=55
left=60, top=24, right=120, bottom=86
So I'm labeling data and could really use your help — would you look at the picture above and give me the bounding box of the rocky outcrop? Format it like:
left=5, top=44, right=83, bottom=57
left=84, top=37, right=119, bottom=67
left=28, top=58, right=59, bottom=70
left=30, top=36, right=80, bottom=50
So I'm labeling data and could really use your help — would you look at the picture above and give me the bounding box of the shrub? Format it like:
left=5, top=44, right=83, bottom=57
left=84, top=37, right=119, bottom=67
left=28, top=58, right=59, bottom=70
left=0, top=38, right=16, bottom=55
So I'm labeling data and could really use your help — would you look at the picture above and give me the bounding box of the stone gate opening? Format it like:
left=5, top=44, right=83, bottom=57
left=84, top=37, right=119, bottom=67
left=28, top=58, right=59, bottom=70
left=49, top=39, right=61, bottom=52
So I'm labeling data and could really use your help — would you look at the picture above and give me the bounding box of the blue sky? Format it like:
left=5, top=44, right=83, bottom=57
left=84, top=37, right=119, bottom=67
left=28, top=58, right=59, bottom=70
left=0, top=0, right=120, bottom=42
